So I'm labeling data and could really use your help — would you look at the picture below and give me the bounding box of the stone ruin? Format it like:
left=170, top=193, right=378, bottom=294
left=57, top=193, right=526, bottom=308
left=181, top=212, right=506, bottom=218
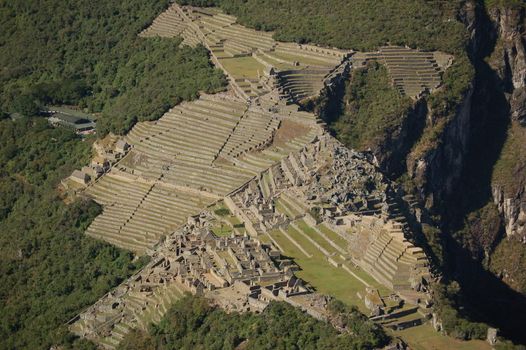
left=64, top=4, right=449, bottom=349
left=224, top=134, right=432, bottom=323
left=61, top=137, right=130, bottom=193
left=70, top=212, right=312, bottom=348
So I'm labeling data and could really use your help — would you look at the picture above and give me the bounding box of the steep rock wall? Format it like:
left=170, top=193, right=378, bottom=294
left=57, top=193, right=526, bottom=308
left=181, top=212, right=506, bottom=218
left=407, top=88, right=473, bottom=209
left=370, top=99, right=428, bottom=178
left=489, top=6, right=526, bottom=124
left=487, top=5, right=526, bottom=240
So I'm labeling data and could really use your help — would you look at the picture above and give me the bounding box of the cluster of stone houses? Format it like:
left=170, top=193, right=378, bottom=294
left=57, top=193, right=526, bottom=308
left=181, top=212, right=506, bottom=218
left=65, top=140, right=130, bottom=188
left=70, top=211, right=311, bottom=345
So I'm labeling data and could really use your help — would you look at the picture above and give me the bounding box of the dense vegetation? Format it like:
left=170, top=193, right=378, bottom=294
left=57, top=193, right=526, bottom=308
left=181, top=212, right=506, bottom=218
left=330, top=62, right=412, bottom=151
left=178, top=0, right=474, bottom=108
left=0, top=118, right=145, bottom=349
left=432, top=282, right=488, bottom=340
left=0, top=0, right=226, bottom=135
left=488, top=123, right=524, bottom=295
left=181, top=0, right=466, bottom=53
left=0, top=2, right=221, bottom=347
left=119, top=295, right=388, bottom=350
left=0, top=0, right=522, bottom=347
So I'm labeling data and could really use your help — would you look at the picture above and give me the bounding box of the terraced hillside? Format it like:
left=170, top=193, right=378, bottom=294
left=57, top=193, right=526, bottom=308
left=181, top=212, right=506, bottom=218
left=82, top=92, right=322, bottom=254
left=140, top=3, right=452, bottom=102
left=140, top=3, right=348, bottom=101
left=69, top=4, right=453, bottom=349
left=226, top=137, right=430, bottom=304
left=353, top=46, right=452, bottom=98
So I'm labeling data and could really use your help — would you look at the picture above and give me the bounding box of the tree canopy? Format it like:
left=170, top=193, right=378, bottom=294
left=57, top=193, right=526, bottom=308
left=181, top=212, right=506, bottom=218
left=118, top=295, right=388, bottom=350
left=0, top=0, right=226, bottom=135
left=0, top=118, right=145, bottom=349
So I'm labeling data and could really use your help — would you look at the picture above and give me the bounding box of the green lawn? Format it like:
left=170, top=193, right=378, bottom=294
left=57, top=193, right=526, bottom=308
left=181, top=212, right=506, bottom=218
left=296, top=220, right=337, bottom=254
left=258, top=233, right=272, bottom=245
left=212, top=225, right=233, bottom=237
left=286, top=225, right=318, bottom=256
left=210, top=202, right=245, bottom=235
left=281, top=193, right=308, bottom=213
left=218, top=56, right=266, bottom=79
left=265, top=225, right=483, bottom=350
left=269, top=228, right=370, bottom=312
left=270, top=50, right=334, bottom=67
left=392, top=323, right=491, bottom=350
left=275, top=198, right=295, bottom=218
left=261, top=172, right=271, bottom=198
left=318, top=223, right=349, bottom=249
left=276, top=195, right=304, bottom=217
left=256, top=52, right=296, bottom=70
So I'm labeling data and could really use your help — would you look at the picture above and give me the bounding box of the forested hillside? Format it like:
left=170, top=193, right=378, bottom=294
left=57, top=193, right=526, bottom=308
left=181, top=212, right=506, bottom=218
left=0, top=0, right=525, bottom=347
left=118, top=296, right=388, bottom=350
left=0, top=118, right=146, bottom=349
left=0, top=1, right=226, bottom=348
left=0, top=0, right=226, bottom=135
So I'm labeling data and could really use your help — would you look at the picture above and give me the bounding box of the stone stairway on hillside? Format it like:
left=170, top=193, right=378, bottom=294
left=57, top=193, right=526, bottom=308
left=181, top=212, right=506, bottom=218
left=360, top=228, right=428, bottom=292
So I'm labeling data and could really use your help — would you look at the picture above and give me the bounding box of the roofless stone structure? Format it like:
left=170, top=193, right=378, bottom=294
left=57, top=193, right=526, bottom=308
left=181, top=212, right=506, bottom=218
left=68, top=4, right=446, bottom=348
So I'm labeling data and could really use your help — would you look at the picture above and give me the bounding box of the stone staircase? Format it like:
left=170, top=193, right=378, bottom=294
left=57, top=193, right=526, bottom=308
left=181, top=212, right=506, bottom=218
left=360, top=228, right=428, bottom=292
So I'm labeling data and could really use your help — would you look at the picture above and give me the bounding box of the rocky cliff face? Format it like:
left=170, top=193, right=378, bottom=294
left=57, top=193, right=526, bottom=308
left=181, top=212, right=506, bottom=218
left=407, top=88, right=473, bottom=210
left=489, top=6, right=526, bottom=125
left=487, top=5, right=526, bottom=240
left=493, top=185, right=526, bottom=239
left=370, top=99, right=428, bottom=178
left=409, top=2, right=525, bottom=242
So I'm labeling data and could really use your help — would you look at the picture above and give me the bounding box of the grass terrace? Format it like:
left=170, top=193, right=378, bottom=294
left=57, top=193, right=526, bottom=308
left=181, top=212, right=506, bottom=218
left=212, top=225, right=233, bottom=237
left=219, top=56, right=266, bottom=79
left=393, top=323, right=491, bottom=350
left=263, top=227, right=387, bottom=313
left=318, top=223, right=349, bottom=249
left=296, top=220, right=338, bottom=254
left=269, top=50, right=336, bottom=67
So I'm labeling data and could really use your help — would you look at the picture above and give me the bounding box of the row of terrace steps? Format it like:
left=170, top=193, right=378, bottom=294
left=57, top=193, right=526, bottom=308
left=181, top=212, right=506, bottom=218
left=181, top=26, right=202, bottom=47
left=267, top=222, right=356, bottom=284
left=161, top=158, right=253, bottom=196
left=278, top=192, right=307, bottom=219
left=117, top=151, right=251, bottom=196
left=351, top=195, right=384, bottom=215
left=353, top=46, right=443, bottom=98
left=273, top=43, right=345, bottom=66
left=254, top=50, right=319, bottom=69
left=85, top=174, right=207, bottom=253
left=124, top=96, right=247, bottom=165
left=196, top=14, right=275, bottom=52
left=372, top=305, right=427, bottom=331
left=232, top=127, right=319, bottom=175
left=276, top=70, right=330, bottom=102
left=258, top=171, right=274, bottom=199
left=235, top=78, right=270, bottom=98
left=290, top=221, right=348, bottom=260
left=84, top=282, right=185, bottom=350
left=85, top=176, right=153, bottom=252
left=383, top=193, right=411, bottom=232
left=139, top=4, right=188, bottom=38
left=218, top=109, right=280, bottom=159
left=361, top=230, right=425, bottom=291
